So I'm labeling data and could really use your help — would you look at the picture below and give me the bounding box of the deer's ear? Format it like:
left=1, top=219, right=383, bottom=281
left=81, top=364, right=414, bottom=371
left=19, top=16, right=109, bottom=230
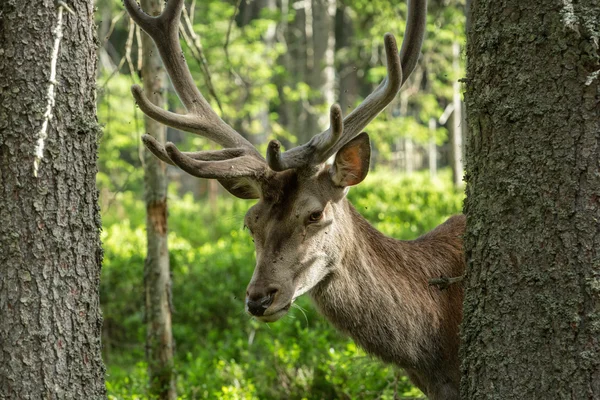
left=330, top=132, right=371, bottom=187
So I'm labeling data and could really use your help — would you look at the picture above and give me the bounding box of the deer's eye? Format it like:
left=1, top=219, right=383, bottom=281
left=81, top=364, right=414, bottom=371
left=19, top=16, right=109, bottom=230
left=308, top=211, right=323, bottom=223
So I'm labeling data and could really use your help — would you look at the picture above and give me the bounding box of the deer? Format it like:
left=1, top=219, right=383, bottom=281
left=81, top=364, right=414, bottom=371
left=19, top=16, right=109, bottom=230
left=123, top=0, right=464, bottom=398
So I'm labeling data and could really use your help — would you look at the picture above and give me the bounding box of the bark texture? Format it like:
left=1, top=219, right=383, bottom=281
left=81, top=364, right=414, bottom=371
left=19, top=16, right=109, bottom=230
left=140, top=0, right=176, bottom=398
left=0, top=1, right=106, bottom=398
left=462, top=1, right=600, bottom=398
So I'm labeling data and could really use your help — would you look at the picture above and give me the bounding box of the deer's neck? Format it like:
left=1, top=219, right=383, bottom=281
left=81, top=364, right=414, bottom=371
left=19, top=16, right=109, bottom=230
left=309, top=200, right=459, bottom=370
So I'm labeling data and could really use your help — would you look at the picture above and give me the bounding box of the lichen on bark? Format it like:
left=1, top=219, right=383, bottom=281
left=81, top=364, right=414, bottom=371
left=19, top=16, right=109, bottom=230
left=0, top=0, right=106, bottom=398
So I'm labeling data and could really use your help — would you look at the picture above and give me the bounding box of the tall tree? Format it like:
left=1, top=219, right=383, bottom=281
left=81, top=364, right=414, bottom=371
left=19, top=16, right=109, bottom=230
left=335, top=3, right=358, bottom=113
left=450, top=41, right=463, bottom=187
left=139, top=0, right=176, bottom=398
left=461, top=1, right=600, bottom=398
left=0, top=0, right=105, bottom=398
left=306, top=0, right=336, bottom=136
left=278, top=0, right=336, bottom=144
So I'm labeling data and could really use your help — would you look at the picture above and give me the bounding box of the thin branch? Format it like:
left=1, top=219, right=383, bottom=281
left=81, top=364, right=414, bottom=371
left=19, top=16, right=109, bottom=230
left=135, top=23, right=143, bottom=72
left=222, top=0, right=249, bottom=87
left=104, top=164, right=137, bottom=213
left=188, top=0, right=196, bottom=22
left=101, top=56, right=126, bottom=89
left=102, top=10, right=125, bottom=47
left=125, top=17, right=138, bottom=83
left=428, top=275, right=464, bottom=290
left=219, top=0, right=250, bottom=97
left=180, top=7, right=224, bottom=114
left=224, top=0, right=243, bottom=68
left=100, top=14, right=141, bottom=89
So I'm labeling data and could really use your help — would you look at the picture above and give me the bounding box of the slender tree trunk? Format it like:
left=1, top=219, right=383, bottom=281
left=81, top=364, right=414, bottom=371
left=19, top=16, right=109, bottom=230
left=306, top=0, right=336, bottom=137
left=404, top=138, right=414, bottom=173
left=462, top=1, right=600, bottom=398
left=0, top=1, right=105, bottom=398
left=428, top=118, right=437, bottom=178
left=140, top=0, right=176, bottom=398
left=336, top=4, right=358, bottom=113
left=278, top=0, right=335, bottom=144
left=257, top=0, right=277, bottom=144
left=451, top=41, right=463, bottom=187
left=277, top=0, right=306, bottom=145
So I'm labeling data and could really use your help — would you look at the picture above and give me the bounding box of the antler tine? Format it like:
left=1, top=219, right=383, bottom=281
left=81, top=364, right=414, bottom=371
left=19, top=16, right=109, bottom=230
left=267, top=104, right=343, bottom=171
left=124, top=0, right=199, bottom=114
left=266, top=0, right=426, bottom=172
left=131, top=86, right=252, bottom=149
left=142, top=134, right=247, bottom=165
left=329, top=33, right=402, bottom=146
left=142, top=134, right=176, bottom=165
left=165, top=144, right=269, bottom=180
left=399, top=0, right=427, bottom=84
left=143, top=134, right=266, bottom=180
left=123, top=0, right=262, bottom=155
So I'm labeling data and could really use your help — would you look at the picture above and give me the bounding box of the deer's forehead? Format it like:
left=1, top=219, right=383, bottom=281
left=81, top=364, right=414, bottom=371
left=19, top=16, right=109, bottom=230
left=246, top=171, right=330, bottom=222
left=249, top=192, right=323, bottom=221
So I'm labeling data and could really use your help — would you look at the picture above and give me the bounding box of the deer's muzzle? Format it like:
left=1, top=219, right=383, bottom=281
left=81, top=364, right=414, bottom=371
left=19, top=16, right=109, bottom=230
left=246, top=288, right=277, bottom=316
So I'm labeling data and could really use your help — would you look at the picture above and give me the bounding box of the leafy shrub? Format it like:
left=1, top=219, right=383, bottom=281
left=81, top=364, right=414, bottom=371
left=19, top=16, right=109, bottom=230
left=101, top=169, right=463, bottom=399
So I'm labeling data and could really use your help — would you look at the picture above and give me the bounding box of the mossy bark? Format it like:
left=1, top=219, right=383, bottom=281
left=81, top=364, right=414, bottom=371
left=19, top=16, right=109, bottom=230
left=462, top=1, right=600, bottom=398
left=139, top=0, right=176, bottom=398
left=0, top=0, right=106, bottom=398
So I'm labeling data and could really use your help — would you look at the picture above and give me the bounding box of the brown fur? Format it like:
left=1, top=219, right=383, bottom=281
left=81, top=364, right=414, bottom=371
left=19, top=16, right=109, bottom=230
left=245, top=167, right=465, bottom=398
left=310, top=205, right=465, bottom=398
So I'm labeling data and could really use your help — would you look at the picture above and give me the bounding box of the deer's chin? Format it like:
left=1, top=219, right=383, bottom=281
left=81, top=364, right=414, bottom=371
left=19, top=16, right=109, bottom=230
left=256, top=304, right=291, bottom=323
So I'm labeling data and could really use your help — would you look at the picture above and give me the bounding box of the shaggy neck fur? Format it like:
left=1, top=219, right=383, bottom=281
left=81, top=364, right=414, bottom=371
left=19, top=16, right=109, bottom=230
left=310, top=199, right=465, bottom=398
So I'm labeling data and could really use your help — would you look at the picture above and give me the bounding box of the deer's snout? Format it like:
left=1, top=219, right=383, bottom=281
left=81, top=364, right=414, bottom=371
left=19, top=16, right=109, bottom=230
left=245, top=287, right=278, bottom=316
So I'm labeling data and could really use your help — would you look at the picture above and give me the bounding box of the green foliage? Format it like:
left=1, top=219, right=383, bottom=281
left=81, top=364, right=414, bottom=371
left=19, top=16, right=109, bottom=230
left=101, top=170, right=463, bottom=399
left=96, top=0, right=466, bottom=397
left=96, top=73, right=144, bottom=196
left=349, top=169, right=463, bottom=237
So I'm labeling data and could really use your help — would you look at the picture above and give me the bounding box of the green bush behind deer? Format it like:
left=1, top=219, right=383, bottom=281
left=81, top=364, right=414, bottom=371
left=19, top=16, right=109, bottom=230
left=101, top=169, right=462, bottom=399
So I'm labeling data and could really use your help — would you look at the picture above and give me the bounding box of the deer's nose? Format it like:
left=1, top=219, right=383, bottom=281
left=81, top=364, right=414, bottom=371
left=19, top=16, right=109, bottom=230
left=246, top=288, right=278, bottom=316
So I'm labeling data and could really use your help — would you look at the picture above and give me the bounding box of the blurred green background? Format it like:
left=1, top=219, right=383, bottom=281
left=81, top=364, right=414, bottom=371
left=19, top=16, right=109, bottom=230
left=96, top=0, right=466, bottom=398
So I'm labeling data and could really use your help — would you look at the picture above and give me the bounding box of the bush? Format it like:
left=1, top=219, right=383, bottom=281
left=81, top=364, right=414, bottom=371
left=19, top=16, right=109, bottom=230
left=101, top=169, right=463, bottom=399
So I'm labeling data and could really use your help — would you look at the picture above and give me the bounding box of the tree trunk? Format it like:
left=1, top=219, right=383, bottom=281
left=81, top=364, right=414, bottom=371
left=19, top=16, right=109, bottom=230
left=140, top=0, right=176, bottom=398
left=335, top=4, right=359, bottom=113
left=404, top=138, right=414, bottom=173
left=276, top=0, right=306, bottom=145
left=278, top=0, right=336, bottom=145
left=305, top=0, right=336, bottom=138
left=462, top=1, right=600, bottom=398
left=451, top=41, right=464, bottom=187
left=0, top=1, right=106, bottom=398
left=257, top=0, right=277, bottom=145
left=428, top=118, right=437, bottom=178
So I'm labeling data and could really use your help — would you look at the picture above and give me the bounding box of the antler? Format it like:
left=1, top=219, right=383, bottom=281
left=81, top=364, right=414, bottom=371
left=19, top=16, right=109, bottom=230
left=266, top=0, right=427, bottom=171
left=123, top=0, right=268, bottom=181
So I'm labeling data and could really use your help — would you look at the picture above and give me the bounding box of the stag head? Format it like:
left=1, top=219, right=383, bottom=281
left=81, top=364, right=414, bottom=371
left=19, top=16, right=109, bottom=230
left=124, top=0, right=427, bottom=322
